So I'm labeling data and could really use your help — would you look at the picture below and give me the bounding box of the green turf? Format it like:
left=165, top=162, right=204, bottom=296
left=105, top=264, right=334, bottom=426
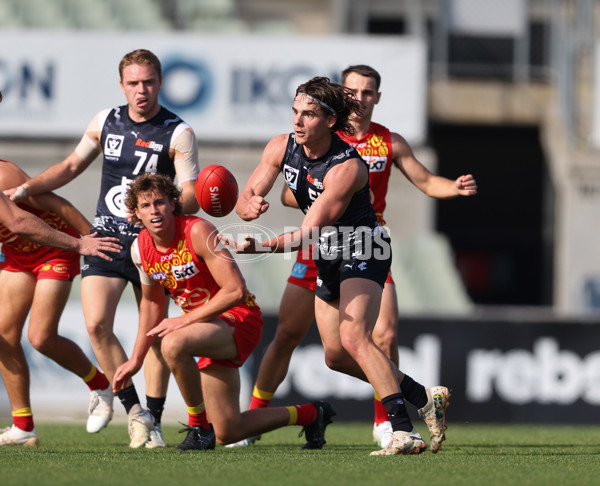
left=2, top=422, right=600, bottom=486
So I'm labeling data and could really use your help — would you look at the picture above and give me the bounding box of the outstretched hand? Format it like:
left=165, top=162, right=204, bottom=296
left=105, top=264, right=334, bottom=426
left=77, top=233, right=122, bottom=260
left=456, top=174, right=478, bottom=196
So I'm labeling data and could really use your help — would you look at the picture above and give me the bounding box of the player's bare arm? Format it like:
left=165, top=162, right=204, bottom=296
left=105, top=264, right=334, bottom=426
left=236, top=134, right=287, bottom=221
left=0, top=162, right=79, bottom=221
left=223, top=158, right=367, bottom=255
left=172, top=126, right=200, bottom=214
left=7, top=128, right=101, bottom=202
left=391, top=132, right=477, bottom=199
left=302, top=157, right=368, bottom=229
left=0, top=192, right=120, bottom=258
left=26, top=192, right=93, bottom=236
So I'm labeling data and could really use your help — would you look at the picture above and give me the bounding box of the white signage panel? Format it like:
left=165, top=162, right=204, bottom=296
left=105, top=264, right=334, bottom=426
left=0, top=31, right=426, bottom=144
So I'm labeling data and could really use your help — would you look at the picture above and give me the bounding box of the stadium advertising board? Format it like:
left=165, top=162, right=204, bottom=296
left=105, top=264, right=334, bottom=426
left=261, top=315, right=600, bottom=423
left=5, top=303, right=600, bottom=424
left=0, top=31, right=426, bottom=144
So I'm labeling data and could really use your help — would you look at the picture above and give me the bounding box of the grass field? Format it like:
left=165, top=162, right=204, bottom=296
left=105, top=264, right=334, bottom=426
left=2, top=422, right=600, bottom=486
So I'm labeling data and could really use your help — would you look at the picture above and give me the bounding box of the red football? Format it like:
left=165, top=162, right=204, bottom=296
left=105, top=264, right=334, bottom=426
left=195, top=164, right=239, bottom=217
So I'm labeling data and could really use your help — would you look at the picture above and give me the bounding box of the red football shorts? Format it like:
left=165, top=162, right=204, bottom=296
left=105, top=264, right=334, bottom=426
left=0, top=247, right=80, bottom=281
left=196, top=303, right=263, bottom=370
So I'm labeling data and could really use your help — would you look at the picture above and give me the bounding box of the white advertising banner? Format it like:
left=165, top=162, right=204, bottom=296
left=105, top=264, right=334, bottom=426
left=0, top=31, right=426, bottom=144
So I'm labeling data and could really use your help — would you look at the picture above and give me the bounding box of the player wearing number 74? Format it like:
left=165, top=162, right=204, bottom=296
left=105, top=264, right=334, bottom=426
left=5, top=49, right=201, bottom=449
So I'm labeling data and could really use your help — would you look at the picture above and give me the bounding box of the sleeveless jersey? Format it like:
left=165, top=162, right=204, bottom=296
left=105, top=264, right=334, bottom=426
left=136, top=215, right=259, bottom=316
left=0, top=204, right=79, bottom=265
left=338, top=122, right=393, bottom=226
left=97, top=105, right=182, bottom=235
left=282, top=133, right=377, bottom=229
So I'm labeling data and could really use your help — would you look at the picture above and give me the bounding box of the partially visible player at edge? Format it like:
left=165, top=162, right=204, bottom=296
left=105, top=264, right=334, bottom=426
left=0, top=159, right=121, bottom=447
left=113, top=173, right=333, bottom=451
left=5, top=50, right=200, bottom=448
left=233, top=65, right=477, bottom=451
left=0, top=93, right=121, bottom=259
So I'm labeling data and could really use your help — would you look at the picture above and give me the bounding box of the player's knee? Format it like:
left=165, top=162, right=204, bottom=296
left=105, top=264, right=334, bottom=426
left=213, top=426, right=237, bottom=446
left=160, top=334, right=183, bottom=365
left=324, top=348, right=351, bottom=372
left=215, top=434, right=233, bottom=446
left=28, top=332, right=52, bottom=354
left=272, top=326, right=305, bottom=350
left=84, top=318, right=110, bottom=340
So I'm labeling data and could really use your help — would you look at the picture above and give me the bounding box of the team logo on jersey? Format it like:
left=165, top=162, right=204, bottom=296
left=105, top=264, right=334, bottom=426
left=364, top=156, right=387, bottom=173
left=105, top=134, right=124, bottom=158
left=172, top=262, right=198, bottom=281
left=284, top=165, right=299, bottom=190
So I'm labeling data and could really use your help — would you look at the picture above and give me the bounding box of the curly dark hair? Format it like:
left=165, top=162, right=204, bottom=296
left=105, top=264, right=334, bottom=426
left=295, top=76, right=361, bottom=135
left=125, top=173, right=183, bottom=225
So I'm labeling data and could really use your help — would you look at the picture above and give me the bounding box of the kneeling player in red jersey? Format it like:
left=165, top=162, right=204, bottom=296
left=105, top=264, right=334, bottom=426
left=113, top=173, right=333, bottom=450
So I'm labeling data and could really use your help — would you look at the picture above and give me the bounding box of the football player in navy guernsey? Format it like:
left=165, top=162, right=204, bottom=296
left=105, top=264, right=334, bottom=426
left=7, top=49, right=200, bottom=448
left=231, top=76, right=471, bottom=456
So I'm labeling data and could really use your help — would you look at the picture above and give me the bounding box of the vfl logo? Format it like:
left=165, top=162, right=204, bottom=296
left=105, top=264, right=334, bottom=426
left=284, top=165, right=299, bottom=190
left=105, top=134, right=124, bottom=157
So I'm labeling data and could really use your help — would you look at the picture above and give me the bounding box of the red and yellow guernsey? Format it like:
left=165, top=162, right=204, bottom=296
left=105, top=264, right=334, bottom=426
left=136, top=215, right=259, bottom=318
left=338, top=122, right=393, bottom=226
left=0, top=205, right=79, bottom=263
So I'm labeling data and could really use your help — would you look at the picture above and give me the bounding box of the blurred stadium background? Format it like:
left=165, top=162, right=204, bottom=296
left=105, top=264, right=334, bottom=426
left=1, top=0, right=600, bottom=424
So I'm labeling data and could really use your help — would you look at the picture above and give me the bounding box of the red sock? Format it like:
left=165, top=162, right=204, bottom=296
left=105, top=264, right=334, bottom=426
left=187, top=404, right=210, bottom=429
left=249, top=395, right=271, bottom=410
left=289, top=403, right=317, bottom=426
left=83, top=365, right=110, bottom=392
left=249, top=386, right=273, bottom=410
left=374, top=396, right=389, bottom=425
left=13, top=408, right=35, bottom=432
